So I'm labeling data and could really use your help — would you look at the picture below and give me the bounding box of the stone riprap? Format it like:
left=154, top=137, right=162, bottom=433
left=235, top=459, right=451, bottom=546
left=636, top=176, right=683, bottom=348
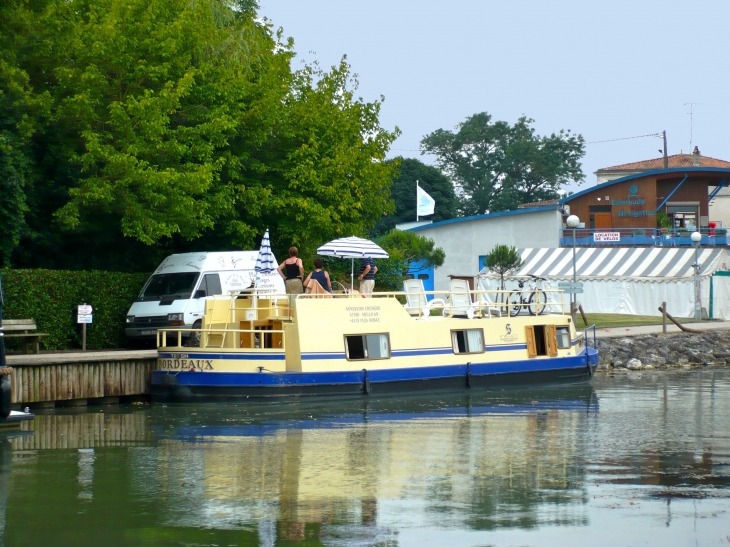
left=596, top=330, right=730, bottom=372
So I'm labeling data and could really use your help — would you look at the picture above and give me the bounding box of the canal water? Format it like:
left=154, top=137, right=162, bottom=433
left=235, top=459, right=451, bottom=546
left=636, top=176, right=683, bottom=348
left=2, top=368, right=730, bottom=547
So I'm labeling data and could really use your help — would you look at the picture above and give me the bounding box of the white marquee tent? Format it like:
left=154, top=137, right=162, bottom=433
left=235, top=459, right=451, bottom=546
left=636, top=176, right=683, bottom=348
left=478, top=247, right=730, bottom=318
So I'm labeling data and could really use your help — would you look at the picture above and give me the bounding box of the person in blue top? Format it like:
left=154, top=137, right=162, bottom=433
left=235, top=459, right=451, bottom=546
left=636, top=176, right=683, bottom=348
left=358, top=257, right=378, bottom=297
left=303, top=259, right=332, bottom=293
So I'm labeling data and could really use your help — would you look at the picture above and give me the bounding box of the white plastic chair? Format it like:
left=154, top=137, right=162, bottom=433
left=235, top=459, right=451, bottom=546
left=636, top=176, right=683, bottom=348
left=403, top=279, right=445, bottom=317
left=445, top=278, right=476, bottom=318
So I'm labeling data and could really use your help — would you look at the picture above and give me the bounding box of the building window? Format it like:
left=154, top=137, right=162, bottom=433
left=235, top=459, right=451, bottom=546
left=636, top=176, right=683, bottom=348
left=451, top=329, right=485, bottom=354
left=345, top=334, right=390, bottom=360
left=418, top=273, right=429, bottom=280
left=479, top=255, right=488, bottom=271
left=556, top=326, right=570, bottom=349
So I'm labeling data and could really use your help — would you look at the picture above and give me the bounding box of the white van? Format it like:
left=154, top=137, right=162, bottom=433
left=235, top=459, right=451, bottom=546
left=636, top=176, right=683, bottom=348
left=125, top=251, right=284, bottom=342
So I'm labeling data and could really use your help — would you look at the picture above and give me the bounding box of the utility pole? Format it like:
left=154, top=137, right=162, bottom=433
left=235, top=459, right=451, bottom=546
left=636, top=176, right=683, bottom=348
left=663, top=130, right=668, bottom=169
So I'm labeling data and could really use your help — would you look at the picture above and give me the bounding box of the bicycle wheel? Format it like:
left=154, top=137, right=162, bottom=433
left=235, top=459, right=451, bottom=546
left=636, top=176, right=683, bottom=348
left=528, top=291, right=547, bottom=315
left=508, top=291, right=523, bottom=315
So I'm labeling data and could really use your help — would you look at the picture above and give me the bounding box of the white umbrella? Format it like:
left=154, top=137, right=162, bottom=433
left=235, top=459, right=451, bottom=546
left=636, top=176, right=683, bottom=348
left=317, top=236, right=389, bottom=293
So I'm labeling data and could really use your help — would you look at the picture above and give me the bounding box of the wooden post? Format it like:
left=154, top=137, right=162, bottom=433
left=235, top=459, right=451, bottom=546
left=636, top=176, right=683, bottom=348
left=656, top=306, right=703, bottom=334
left=662, top=301, right=667, bottom=333
left=578, top=304, right=589, bottom=326
left=82, top=323, right=87, bottom=351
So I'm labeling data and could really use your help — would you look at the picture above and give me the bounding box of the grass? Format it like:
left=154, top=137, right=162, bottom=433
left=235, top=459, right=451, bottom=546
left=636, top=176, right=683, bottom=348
left=574, top=312, right=694, bottom=329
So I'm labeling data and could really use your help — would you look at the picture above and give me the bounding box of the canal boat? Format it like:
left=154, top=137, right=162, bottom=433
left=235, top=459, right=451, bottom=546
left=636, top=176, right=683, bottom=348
left=151, top=287, right=599, bottom=401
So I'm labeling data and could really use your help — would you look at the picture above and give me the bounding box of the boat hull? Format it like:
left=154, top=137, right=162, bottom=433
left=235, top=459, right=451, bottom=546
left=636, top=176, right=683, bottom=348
left=151, top=349, right=599, bottom=402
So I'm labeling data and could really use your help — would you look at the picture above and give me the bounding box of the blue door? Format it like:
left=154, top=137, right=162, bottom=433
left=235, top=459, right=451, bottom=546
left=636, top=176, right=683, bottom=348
left=406, top=260, right=435, bottom=299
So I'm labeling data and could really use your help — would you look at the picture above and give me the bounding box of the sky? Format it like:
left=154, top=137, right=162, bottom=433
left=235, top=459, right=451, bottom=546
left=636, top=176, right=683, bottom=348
left=259, top=0, right=730, bottom=193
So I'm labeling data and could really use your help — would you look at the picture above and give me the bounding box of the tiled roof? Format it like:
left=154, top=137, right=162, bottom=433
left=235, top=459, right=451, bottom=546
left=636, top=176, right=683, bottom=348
left=598, top=153, right=730, bottom=172
left=517, top=199, right=560, bottom=209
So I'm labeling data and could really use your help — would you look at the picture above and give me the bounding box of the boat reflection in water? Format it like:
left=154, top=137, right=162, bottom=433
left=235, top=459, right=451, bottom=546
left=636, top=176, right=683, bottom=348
left=147, top=385, right=598, bottom=542
left=1, top=385, right=597, bottom=545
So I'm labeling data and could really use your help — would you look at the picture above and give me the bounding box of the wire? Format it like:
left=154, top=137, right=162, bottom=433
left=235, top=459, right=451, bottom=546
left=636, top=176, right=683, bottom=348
left=392, top=132, right=662, bottom=150
left=586, top=133, right=661, bottom=145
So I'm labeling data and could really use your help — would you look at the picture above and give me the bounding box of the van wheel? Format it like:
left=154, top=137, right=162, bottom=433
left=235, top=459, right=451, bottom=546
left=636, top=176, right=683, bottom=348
left=184, top=320, right=202, bottom=347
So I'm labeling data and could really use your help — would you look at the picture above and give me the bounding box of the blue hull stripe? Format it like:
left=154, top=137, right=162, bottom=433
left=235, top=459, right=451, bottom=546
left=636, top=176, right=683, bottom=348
left=152, top=349, right=598, bottom=388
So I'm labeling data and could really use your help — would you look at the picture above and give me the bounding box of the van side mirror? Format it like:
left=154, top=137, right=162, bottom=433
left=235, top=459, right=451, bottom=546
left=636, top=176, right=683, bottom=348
left=194, top=289, right=206, bottom=299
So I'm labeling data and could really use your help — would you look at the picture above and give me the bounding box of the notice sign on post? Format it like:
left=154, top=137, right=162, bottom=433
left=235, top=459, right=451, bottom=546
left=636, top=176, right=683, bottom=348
left=594, top=232, right=620, bottom=242
left=77, top=304, right=93, bottom=351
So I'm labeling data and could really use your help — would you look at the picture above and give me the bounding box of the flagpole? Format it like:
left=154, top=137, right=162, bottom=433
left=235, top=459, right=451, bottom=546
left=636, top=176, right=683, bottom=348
left=416, top=180, right=419, bottom=222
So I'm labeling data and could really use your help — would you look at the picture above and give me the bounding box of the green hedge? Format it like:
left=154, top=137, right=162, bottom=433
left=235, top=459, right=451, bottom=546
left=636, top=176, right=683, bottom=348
left=0, top=269, right=150, bottom=350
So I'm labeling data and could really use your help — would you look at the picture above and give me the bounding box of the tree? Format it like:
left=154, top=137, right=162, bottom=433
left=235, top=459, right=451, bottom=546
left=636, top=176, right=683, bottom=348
left=372, top=157, right=458, bottom=235
left=485, top=245, right=522, bottom=294
left=225, top=59, right=399, bottom=261
left=420, top=112, right=585, bottom=216
left=0, top=0, right=399, bottom=271
left=372, top=230, right=445, bottom=292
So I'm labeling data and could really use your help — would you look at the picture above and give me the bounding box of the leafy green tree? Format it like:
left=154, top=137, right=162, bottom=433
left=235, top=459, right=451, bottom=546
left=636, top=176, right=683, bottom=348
left=225, top=59, right=399, bottom=260
left=421, top=112, right=585, bottom=216
left=373, top=157, right=458, bottom=235
left=0, top=0, right=398, bottom=271
left=485, top=244, right=522, bottom=292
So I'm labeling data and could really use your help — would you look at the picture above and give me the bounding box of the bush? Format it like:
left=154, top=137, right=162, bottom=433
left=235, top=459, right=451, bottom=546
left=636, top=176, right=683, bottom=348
left=0, top=269, right=149, bottom=350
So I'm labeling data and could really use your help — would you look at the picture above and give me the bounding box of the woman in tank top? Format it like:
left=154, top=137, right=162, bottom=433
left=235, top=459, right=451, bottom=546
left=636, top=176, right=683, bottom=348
left=277, top=246, right=304, bottom=294
left=303, top=258, right=332, bottom=293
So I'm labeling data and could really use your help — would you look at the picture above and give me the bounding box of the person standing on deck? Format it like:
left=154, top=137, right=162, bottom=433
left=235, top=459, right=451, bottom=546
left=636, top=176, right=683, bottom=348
left=277, top=247, right=304, bottom=294
left=358, top=257, right=378, bottom=297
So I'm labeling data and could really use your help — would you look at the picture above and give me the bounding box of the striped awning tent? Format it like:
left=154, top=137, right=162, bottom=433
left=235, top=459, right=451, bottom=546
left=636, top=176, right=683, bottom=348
left=487, top=247, right=729, bottom=281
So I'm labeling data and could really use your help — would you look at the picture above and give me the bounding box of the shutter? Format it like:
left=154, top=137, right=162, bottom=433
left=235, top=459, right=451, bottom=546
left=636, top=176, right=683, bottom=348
left=526, top=326, right=537, bottom=358
left=547, top=325, right=558, bottom=357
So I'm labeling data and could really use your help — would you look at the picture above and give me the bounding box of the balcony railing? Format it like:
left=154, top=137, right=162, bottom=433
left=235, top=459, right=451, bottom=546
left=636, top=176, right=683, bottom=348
left=559, top=228, right=727, bottom=247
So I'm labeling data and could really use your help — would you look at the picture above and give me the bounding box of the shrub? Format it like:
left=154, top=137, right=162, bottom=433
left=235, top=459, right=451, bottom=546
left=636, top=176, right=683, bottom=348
left=0, top=269, right=149, bottom=350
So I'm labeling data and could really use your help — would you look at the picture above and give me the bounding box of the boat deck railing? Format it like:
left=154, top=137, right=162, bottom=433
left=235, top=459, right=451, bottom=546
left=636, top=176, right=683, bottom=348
left=156, top=288, right=570, bottom=350
left=297, top=288, right=569, bottom=318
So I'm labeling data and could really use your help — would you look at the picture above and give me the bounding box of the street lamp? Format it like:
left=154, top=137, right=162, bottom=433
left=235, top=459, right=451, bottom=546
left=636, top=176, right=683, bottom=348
left=566, top=215, right=580, bottom=319
left=691, top=231, right=702, bottom=320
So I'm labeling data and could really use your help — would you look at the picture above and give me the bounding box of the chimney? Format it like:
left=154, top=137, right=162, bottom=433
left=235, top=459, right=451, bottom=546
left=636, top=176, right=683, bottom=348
left=693, top=146, right=701, bottom=166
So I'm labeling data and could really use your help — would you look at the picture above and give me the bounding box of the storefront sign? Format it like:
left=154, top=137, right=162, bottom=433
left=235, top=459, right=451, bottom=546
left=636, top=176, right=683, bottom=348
left=594, top=232, right=620, bottom=242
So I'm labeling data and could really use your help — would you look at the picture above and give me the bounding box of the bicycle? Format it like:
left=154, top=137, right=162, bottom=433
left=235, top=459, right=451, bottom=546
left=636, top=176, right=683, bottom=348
left=508, top=275, right=548, bottom=316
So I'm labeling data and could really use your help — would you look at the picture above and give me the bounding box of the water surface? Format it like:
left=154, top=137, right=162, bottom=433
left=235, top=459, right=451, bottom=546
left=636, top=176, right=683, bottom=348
left=2, top=368, right=730, bottom=546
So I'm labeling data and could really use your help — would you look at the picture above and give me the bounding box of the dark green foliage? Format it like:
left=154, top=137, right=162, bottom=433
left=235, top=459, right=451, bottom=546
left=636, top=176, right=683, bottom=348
left=656, top=212, right=672, bottom=229
left=373, top=157, right=458, bottom=235
left=421, top=112, right=585, bottom=216
left=0, top=269, right=149, bottom=350
left=485, top=245, right=522, bottom=290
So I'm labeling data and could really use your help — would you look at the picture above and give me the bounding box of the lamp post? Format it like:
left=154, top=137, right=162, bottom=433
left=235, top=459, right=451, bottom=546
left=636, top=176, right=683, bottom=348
left=691, top=231, right=702, bottom=320
left=566, top=215, right=580, bottom=320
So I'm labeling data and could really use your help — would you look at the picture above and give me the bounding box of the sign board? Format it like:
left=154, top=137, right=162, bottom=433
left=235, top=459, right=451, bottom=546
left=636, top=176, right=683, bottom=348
left=558, top=282, right=584, bottom=294
left=77, top=314, right=93, bottom=324
left=594, top=232, right=620, bottom=242
left=78, top=304, right=93, bottom=315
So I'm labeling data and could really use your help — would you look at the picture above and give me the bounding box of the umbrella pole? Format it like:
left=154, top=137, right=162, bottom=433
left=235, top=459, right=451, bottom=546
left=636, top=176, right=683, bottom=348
left=350, top=258, right=354, bottom=298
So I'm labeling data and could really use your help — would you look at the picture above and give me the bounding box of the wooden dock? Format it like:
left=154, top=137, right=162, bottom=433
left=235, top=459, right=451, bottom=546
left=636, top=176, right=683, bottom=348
left=5, top=350, right=157, bottom=408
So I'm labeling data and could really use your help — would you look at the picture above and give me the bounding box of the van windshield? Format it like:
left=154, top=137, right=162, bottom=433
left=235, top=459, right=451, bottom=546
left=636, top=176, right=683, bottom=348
left=138, top=273, right=200, bottom=301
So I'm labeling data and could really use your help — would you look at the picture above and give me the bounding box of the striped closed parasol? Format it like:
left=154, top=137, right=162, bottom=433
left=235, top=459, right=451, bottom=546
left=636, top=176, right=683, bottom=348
left=254, top=229, right=277, bottom=273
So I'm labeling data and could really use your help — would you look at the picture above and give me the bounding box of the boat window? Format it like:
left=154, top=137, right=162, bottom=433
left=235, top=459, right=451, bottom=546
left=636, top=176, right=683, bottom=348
left=417, top=273, right=429, bottom=280
left=345, top=334, right=391, bottom=360
left=556, top=326, right=571, bottom=349
left=451, top=329, right=484, bottom=354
